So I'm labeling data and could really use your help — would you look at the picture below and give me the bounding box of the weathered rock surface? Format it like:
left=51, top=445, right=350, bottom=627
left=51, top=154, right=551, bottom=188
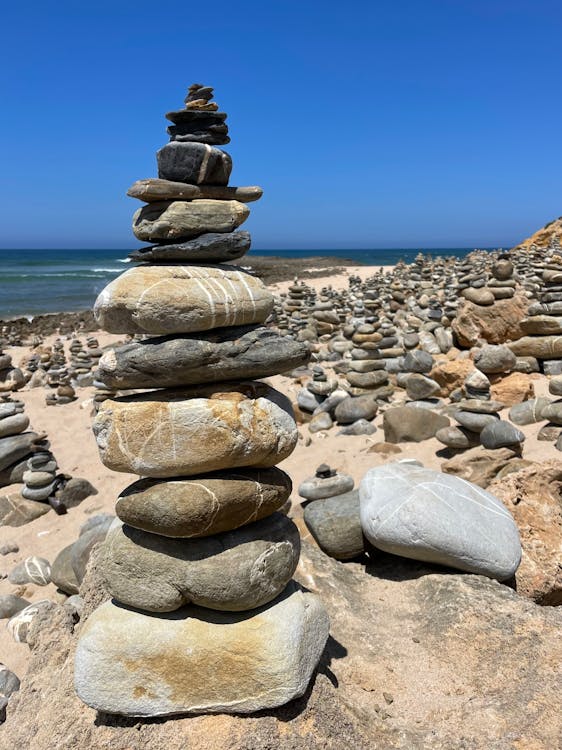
left=128, top=179, right=262, bottom=204
left=96, top=326, right=309, bottom=389
left=3, top=542, right=561, bottom=748
left=488, top=462, right=562, bottom=605
left=93, top=264, right=273, bottom=335
left=360, top=463, right=521, bottom=580
left=116, top=467, right=291, bottom=538
left=102, top=514, right=300, bottom=612
left=441, top=445, right=519, bottom=488
left=452, top=295, right=528, bottom=346
left=93, top=383, right=297, bottom=477
left=132, top=200, right=249, bottom=243
left=489, top=372, right=534, bottom=406
left=383, top=406, right=449, bottom=443
left=129, top=231, right=251, bottom=263
left=75, top=582, right=328, bottom=716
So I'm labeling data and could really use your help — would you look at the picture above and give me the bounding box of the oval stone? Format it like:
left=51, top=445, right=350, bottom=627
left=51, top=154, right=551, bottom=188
left=93, top=265, right=273, bottom=335
left=74, top=584, right=329, bottom=716
left=359, top=462, right=521, bottom=580
left=102, top=513, right=300, bottom=612
left=92, top=383, right=297, bottom=477
left=132, top=200, right=248, bottom=243
left=116, top=467, right=292, bottom=538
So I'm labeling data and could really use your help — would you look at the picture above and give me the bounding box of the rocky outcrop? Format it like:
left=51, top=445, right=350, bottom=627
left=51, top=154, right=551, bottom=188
left=488, top=462, right=562, bottom=605
left=3, top=542, right=561, bottom=748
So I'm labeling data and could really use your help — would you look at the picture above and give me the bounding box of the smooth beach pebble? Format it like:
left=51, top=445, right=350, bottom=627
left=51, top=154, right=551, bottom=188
left=359, top=462, right=521, bottom=580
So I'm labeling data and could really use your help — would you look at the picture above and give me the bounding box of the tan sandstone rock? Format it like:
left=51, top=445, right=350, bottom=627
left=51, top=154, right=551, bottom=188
left=92, top=383, right=297, bottom=477
left=441, top=445, right=520, bottom=488
left=132, top=199, right=250, bottom=242
left=508, top=335, right=562, bottom=359
left=430, top=358, right=474, bottom=397
left=488, top=462, right=562, bottom=605
left=489, top=372, right=535, bottom=406
left=452, top=295, right=528, bottom=347
left=75, top=582, right=329, bottom=716
left=93, top=264, right=273, bottom=335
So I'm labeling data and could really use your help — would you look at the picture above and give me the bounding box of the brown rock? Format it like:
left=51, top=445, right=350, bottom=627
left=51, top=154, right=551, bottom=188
left=93, top=382, right=297, bottom=477
left=132, top=200, right=249, bottom=242
left=452, top=295, right=529, bottom=347
left=489, top=372, right=534, bottom=406
left=441, top=445, right=519, bottom=488
left=489, top=462, right=562, bottom=605
left=508, top=335, right=562, bottom=359
left=116, top=467, right=292, bottom=537
left=430, top=358, right=474, bottom=397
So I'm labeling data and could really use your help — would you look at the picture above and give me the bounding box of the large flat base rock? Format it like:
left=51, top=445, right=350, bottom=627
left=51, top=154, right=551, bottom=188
left=75, top=583, right=329, bottom=716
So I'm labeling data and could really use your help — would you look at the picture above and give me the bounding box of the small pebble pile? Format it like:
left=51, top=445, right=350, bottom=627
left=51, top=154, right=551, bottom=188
left=75, top=84, right=329, bottom=717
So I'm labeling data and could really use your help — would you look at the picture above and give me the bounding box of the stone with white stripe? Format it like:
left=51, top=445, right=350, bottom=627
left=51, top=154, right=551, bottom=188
left=95, top=326, right=310, bottom=390
left=93, top=264, right=273, bottom=335
left=359, top=462, right=521, bottom=580
left=157, top=141, right=232, bottom=185
left=8, top=556, right=51, bottom=586
left=132, top=199, right=249, bottom=243
left=93, top=382, right=297, bottom=477
left=115, top=467, right=292, bottom=538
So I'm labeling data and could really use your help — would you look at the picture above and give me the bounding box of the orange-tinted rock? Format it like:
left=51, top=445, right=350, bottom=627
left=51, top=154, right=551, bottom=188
left=489, top=372, right=534, bottom=406
left=452, top=295, right=529, bottom=347
left=488, top=462, right=562, bottom=604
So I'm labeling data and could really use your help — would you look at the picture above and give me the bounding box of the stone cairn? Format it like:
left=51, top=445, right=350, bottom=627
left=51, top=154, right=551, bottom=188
left=75, top=84, right=329, bottom=717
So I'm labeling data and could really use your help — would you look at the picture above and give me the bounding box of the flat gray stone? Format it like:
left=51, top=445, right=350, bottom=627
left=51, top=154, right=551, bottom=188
left=508, top=398, right=550, bottom=425
left=129, top=231, right=251, bottom=263
left=8, top=556, right=51, bottom=586
left=360, top=462, right=521, bottom=580
left=454, top=410, right=499, bottom=433
left=0, top=595, right=31, bottom=619
left=473, top=345, right=517, bottom=374
left=96, top=326, right=309, bottom=390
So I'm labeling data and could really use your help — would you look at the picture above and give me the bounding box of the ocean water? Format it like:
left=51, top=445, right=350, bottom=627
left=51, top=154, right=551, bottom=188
left=0, top=247, right=488, bottom=319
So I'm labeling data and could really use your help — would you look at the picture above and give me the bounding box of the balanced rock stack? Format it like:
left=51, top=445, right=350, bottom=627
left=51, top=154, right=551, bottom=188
left=75, top=84, right=329, bottom=717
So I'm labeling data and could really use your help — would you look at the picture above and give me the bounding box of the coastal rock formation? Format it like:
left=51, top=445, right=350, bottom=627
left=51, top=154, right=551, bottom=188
left=76, top=84, right=328, bottom=717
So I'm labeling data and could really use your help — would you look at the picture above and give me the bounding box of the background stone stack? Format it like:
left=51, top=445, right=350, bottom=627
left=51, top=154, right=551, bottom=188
left=75, top=84, right=329, bottom=717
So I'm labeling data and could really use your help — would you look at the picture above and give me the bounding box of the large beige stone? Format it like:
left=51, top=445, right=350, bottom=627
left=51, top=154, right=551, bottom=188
left=132, top=199, right=249, bottom=242
left=116, top=467, right=292, bottom=537
left=92, top=382, right=297, bottom=477
left=93, top=264, right=273, bottom=335
left=74, top=583, right=329, bottom=716
left=102, top=514, right=300, bottom=612
left=508, top=335, right=562, bottom=359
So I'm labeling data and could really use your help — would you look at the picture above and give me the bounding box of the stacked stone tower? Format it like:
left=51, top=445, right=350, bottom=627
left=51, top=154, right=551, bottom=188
left=74, top=84, right=329, bottom=717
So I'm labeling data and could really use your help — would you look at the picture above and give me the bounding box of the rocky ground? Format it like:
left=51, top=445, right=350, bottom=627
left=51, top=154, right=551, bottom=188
left=1, top=222, right=562, bottom=747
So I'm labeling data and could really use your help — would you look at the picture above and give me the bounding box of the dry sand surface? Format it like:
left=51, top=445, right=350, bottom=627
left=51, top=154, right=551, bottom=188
left=0, top=275, right=559, bottom=680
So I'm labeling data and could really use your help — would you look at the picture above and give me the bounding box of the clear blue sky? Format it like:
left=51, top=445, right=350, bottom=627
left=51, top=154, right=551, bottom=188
left=1, top=0, right=560, bottom=250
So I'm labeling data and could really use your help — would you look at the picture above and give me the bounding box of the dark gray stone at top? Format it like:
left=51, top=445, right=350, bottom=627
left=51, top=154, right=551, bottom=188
left=129, top=231, right=251, bottom=264
left=157, top=141, right=232, bottom=186
left=95, top=326, right=310, bottom=390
